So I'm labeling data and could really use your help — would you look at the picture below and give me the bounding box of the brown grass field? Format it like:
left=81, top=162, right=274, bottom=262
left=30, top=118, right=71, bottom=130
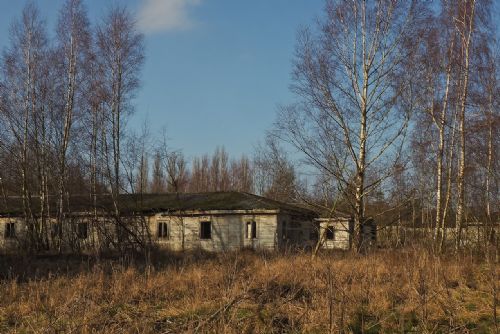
left=0, top=248, right=498, bottom=333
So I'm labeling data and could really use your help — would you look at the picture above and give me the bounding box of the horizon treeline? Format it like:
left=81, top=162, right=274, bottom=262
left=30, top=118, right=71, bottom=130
left=0, top=0, right=498, bottom=253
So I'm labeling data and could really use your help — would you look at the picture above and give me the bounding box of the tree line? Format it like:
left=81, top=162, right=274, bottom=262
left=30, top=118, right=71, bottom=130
left=126, top=140, right=297, bottom=202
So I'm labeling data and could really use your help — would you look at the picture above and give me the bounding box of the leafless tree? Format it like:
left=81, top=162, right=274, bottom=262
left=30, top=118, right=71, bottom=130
left=92, top=5, right=145, bottom=253
left=122, top=125, right=151, bottom=196
left=53, top=0, right=91, bottom=250
left=415, top=10, right=457, bottom=246
left=189, top=154, right=210, bottom=192
left=0, top=2, right=49, bottom=250
left=165, top=151, right=189, bottom=193
left=274, top=0, right=429, bottom=251
left=95, top=5, right=144, bottom=215
left=472, top=34, right=499, bottom=246
left=229, top=155, right=253, bottom=193
left=209, top=146, right=230, bottom=191
left=454, top=0, right=476, bottom=249
left=253, top=137, right=298, bottom=202
left=150, top=150, right=166, bottom=193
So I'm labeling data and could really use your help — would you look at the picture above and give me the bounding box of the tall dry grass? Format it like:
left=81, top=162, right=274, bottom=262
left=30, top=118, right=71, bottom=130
left=0, top=248, right=498, bottom=333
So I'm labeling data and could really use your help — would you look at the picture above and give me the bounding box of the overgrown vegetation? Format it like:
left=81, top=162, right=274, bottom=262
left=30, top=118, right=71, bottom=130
left=0, top=248, right=497, bottom=333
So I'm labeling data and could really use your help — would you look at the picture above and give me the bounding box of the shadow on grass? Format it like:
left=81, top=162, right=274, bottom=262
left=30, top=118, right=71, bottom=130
left=0, top=247, right=294, bottom=282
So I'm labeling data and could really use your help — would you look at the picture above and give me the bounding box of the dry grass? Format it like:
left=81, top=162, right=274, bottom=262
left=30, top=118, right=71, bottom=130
left=0, top=248, right=498, bottom=333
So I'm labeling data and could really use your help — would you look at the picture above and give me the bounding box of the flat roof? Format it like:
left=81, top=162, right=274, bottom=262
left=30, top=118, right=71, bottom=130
left=0, top=192, right=316, bottom=217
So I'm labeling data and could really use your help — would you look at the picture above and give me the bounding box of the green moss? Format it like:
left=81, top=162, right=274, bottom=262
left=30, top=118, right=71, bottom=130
left=0, top=192, right=315, bottom=216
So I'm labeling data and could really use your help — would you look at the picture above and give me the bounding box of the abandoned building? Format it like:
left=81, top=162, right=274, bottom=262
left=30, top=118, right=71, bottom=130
left=0, top=192, right=314, bottom=252
left=0, top=192, right=375, bottom=253
left=316, top=215, right=376, bottom=250
left=140, top=192, right=317, bottom=251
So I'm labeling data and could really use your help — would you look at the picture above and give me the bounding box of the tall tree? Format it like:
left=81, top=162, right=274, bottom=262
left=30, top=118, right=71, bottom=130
left=444, top=0, right=494, bottom=248
left=189, top=154, right=210, bottom=192
left=454, top=0, right=476, bottom=248
left=253, top=137, right=298, bottom=202
left=210, top=146, right=230, bottom=191
left=0, top=2, right=48, bottom=250
left=150, top=150, right=166, bottom=193
left=274, top=0, right=429, bottom=251
left=165, top=151, right=188, bottom=193
left=54, top=0, right=90, bottom=248
left=95, top=6, right=144, bottom=215
left=230, top=155, right=254, bottom=193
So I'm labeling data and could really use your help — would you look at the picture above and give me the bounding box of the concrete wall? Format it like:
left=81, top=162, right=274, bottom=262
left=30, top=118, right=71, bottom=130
left=278, top=214, right=316, bottom=249
left=150, top=213, right=281, bottom=251
left=1, top=211, right=316, bottom=253
left=317, top=218, right=353, bottom=250
left=380, top=225, right=499, bottom=247
left=0, top=217, right=24, bottom=251
left=0, top=216, right=129, bottom=253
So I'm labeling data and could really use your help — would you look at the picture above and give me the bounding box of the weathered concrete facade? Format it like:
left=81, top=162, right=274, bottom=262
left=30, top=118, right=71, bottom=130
left=0, top=217, right=20, bottom=251
left=316, top=217, right=377, bottom=250
left=316, top=217, right=354, bottom=250
left=0, top=215, right=139, bottom=253
left=149, top=210, right=314, bottom=251
left=0, top=192, right=317, bottom=253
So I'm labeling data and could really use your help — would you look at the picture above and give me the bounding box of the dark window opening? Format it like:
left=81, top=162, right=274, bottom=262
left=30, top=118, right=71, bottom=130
left=326, top=226, right=335, bottom=240
left=4, top=222, right=15, bottom=238
left=77, top=223, right=88, bottom=239
left=246, top=221, right=257, bottom=239
left=158, top=222, right=168, bottom=239
left=200, top=221, right=211, bottom=239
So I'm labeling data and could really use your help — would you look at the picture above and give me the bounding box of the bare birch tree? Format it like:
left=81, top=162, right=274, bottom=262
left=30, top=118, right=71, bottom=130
left=0, top=2, right=48, bottom=250
left=54, top=0, right=90, bottom=249
left=95, top=6, right=144, bottom=215
left=454, top=0, right=476, bottom=249
left=475, top=34, right=499, bottom=246
left=274, top=0, right=429, bottom=251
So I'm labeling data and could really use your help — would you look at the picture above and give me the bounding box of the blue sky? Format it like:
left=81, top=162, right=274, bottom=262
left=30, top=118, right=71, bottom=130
left=0, top=0, right=324, bottom=159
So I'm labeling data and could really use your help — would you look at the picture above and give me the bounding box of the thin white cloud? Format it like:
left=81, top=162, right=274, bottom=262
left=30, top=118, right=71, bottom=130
left=138, top=0, right=201, bottom=34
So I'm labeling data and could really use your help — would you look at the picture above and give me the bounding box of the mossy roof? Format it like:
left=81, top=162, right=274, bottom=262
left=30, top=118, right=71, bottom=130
left=0, top=192, right=316, bottom=217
